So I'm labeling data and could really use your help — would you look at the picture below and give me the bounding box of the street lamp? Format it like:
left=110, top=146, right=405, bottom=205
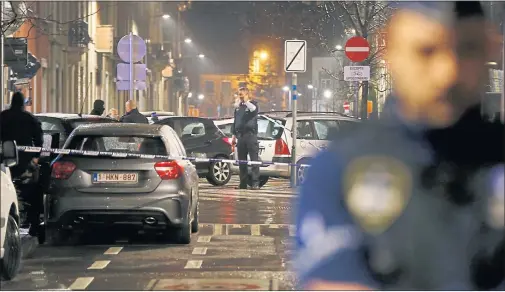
left=198, top=54, right=205, bottom=59
left=188, top=92, right=193, bottom=98
left=324, top=90, right=332, bottom=98
left=198, top=94, right=204, bottom=100
left=307, top=84, right=314, bottom=89
left=184, top=38, right=192, bottom=44
left=162, top=14, right=170, bottom=19
left=260, top=51, right=268, bottom=60
left=282, top=86, right=289, bottom=92
left=335, top=45, right=343, bottom=50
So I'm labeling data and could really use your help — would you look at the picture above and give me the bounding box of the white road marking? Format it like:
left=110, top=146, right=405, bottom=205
left=213, top=224, right=223, bottom=235
left=87, top=260, right=111, bottom=270
left=104, top=247, right=123, bottom=255
left=269, top=224, right=280, bottom=229
left=345, top=47, right=370, bottom=52
left=192, top=247, right=208, bottom=255
left=184, top=260, right=203, bottom=269
left=144, top=279, right=158, bottom=291
left=197, top=236, right=211, bottom=243
left=232, top=224, right=242, bottom=228
left=251, top=224, right=261, bottom=236
left=68, top=277, right=94, bottom=290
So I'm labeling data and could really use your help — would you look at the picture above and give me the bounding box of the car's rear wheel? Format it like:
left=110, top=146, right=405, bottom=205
left=296, top=158, right=311, bottom=186
left=206, top=160, right=231, bottom=186
left=191, top=201, right=199, bottom=233
left=0, top=215, right=22, bottom=281
left=247, top=175, right=269, bottom=187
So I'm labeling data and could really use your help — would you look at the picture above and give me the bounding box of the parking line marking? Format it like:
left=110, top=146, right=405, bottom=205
left=144, top=279, right=158, bottom=291
left=251, top=224, right=261, bottom=236
left=269, top=224, right=280, bottom=229
left=192, top=247, right=208, bottom=255
left=288, top=225, right=296, bottom=237
left=213, top=224, right=223, bottom=235
left=104, top=247, right=123, bottom=255
left=184, top=260, right=203, bottom=269
left=87, top=260, right=110, bottom=270
left=197, top=236, right=211, bottom=243
left=68, top=277, right=94, bottom=290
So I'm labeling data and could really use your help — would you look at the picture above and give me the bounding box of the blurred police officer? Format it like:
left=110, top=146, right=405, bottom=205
left=0, top=92, right=43, bottom=235
left=231, top=87, right=260, bottom=190
left=90, top=99, right=105, bottom=116
left=295, top=1, right=504, bottom=290
left=119, top=99, right=148, bottom=123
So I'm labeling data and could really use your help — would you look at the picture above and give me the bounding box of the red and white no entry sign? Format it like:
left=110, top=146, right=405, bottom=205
left=345, top=36, right=370, bottom=63
left=343, top=102, right=350, bottom=110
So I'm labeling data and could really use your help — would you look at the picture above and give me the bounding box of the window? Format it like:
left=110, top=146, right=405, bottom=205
left=297, top=120, right=315, bottom=139
left=69, top=118, right=118, bottom=130
left=313, top=120, right=338, bottom=140
left=320, top=79, right=332, bottom=90
left=218, top=124, right=233, bottom=137
left=204, top=81, right=215, bottom=95
left=221, top=81, right=231, bottom=99
left=257, top=117, right=285, bottom=140
left=41, top=121, right=63, bottom=132
left=181, top=122, right=206, bottom=138
left=337, top=120, right=361, bottom=133
left=68, top=135, right=167, bottom=156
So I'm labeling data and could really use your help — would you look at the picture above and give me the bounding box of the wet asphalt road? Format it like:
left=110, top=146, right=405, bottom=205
left=1, top=177, right=297, bottom=291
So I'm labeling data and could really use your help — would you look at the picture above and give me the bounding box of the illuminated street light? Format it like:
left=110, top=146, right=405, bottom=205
left=198, top=54, right=205, bottom=59
left=184, top=38, right=192, bottom=44
left=188, top=92, right=193, bottom=98
left=335, top=45, right=342, bottom=50
left=162, top=14, right=170, bottom=19
left=198, top=94, right=204, bottom=100
left=324, top=90, right=332, bottom=98
left=282, top=86, right=289, bottom=92
left=307, top=84, right=314, bottom=89
left=260, top=51, right=268, bottom=60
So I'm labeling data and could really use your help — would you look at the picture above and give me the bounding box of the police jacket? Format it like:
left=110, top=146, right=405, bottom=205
left=0, top=107, right=43, bottom=178
left=119, top=108, right=148, bottom=124
left=231, top=100, right=258, bottom=135
left=295, top=98, right=504, bottom=290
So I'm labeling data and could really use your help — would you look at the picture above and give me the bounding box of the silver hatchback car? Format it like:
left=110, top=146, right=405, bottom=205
left=44, top=123, right=199, bottom=245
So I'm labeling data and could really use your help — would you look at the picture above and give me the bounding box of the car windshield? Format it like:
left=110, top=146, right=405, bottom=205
left=70, top=119, right=116, bottom=130
left=217, top=124, right=233, bottom=137
left=66, top=135, right=167, bottom=156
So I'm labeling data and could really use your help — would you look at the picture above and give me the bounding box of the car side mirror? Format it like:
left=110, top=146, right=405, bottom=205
left=1, top=141, right=18, bottom=167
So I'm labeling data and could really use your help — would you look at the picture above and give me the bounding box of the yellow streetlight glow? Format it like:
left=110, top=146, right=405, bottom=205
left=260, top=51, right=268, bottom=60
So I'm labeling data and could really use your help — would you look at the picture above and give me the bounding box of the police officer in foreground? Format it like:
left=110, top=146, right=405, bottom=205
left=0, top=92, right=43, bottom=236
left=295, top=1, right=504, bottom=290
left=231, top=87, right=260, bottom=190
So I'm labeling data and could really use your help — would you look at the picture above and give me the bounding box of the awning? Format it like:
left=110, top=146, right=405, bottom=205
left=9, top=52, right=41, bottom=80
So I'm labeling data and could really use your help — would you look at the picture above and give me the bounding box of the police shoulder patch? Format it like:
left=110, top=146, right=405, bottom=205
left=343, top=156, right=413, bottom=235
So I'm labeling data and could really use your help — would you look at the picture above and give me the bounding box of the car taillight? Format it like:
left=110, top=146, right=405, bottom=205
left=51, top=161, right=76, bottom=180
left=222, top=137, right=233, bottom=146
left=155, top=161, right=183, bottom=180
left=275, top=138, right=290, bottom=155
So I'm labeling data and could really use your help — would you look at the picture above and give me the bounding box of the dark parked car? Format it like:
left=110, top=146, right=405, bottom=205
left=154, top=116, right=233, bottom=186
left=46, top=124, right=199, bottom=245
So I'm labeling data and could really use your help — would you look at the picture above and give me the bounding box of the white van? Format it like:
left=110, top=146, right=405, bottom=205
left=0, top=141, right=21, bottom=280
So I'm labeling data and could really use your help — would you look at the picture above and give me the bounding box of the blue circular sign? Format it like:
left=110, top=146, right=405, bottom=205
left=117, top=34, right=147, bottom=63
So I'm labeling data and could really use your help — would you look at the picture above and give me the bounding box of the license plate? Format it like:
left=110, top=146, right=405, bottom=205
left=92, top=172, right=138, bottom=183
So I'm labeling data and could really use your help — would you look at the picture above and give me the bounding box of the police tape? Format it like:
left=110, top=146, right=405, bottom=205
left=16, top=146, right=312, bottom=168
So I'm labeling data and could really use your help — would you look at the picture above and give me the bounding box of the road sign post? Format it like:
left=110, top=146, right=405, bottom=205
left=343, top=101, right=350, bottom=114
left=284, top=40, right=307, bottom=188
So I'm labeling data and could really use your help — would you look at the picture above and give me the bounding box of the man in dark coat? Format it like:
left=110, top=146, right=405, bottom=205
left=0, top=91, right=43, bottom=235
left=119, top=99, right=148, bottom=123
left=90, top=99, right=105, bottom=115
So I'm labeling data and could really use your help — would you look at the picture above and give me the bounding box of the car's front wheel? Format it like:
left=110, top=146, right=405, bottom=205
left=0, top=215, right=22, bottom=281
left=206, top=160, right=231, bottom=186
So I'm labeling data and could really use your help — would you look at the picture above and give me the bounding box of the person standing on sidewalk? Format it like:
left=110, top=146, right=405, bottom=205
left=119, top=100, right=148, bottom=124
left=231, top=87, right=260, bottom=190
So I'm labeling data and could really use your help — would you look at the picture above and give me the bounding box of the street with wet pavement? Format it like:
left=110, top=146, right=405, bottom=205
left=1, top=177, right=297, bottom=291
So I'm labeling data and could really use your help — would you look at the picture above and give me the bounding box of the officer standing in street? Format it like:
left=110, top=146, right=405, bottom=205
left=0, top=92, right=44, bottom=236
left=294, top=1, right=503, bottom=290
left=90, top=99, right=105, bottom=116
left=231, top=87, right=260, bottom=190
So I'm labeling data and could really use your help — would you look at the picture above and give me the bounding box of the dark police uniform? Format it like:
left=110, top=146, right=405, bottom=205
left=119, top=108, right=149, bottom=124
left=294, top=96, right=504, bottom=290
left=232, top=100, right=260, bottom=188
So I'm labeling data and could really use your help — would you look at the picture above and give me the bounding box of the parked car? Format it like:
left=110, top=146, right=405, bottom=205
left=45, top=124, right=199, bottom=245
left=216, top=111, right=361, bottom=186
left=141, top=111, right=175, bottom=124
left=0, top=141, right=21, bottom=280
left=213, top=117, right=234, bottom=137
left=154, top=117, right=233, bottom=186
